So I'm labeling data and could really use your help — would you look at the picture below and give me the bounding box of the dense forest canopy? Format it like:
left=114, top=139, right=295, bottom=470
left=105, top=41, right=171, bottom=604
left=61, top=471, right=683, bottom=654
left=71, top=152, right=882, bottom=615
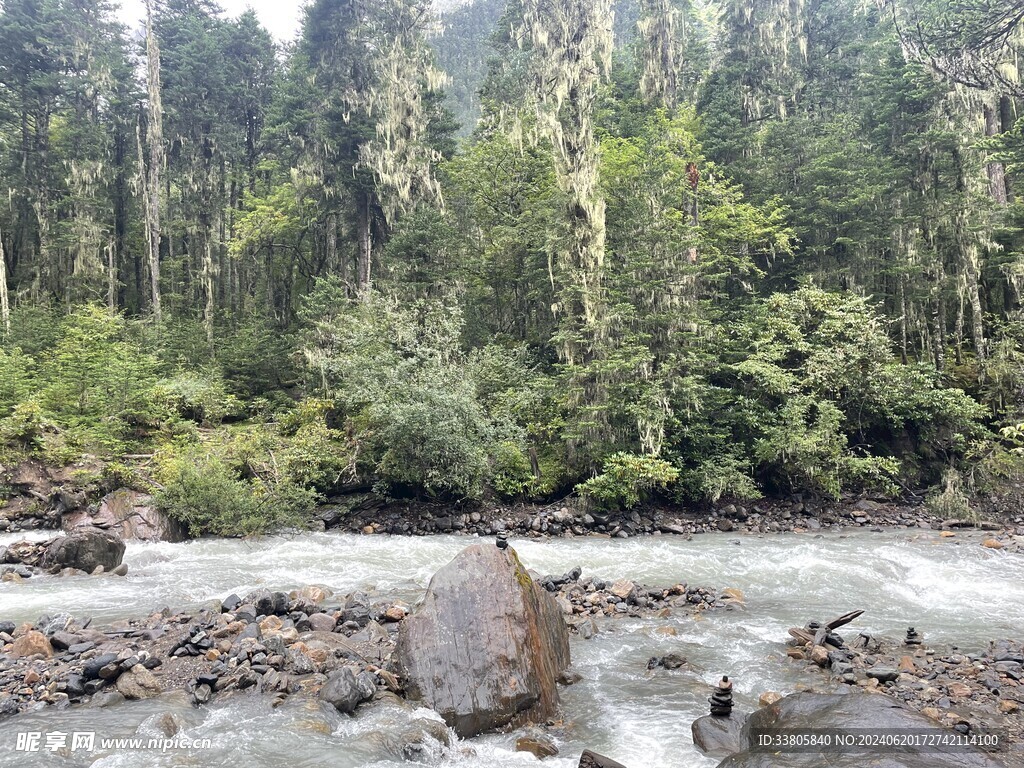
left=0, top=0, right=1023, bottom=533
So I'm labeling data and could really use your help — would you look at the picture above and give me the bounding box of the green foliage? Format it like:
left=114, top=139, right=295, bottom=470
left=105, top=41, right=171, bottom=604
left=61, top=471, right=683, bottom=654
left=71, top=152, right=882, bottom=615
left=0, top=348, right=34, bottom=416
left=576, top=452, right=680, bottom=510
left=925, top=469, right=974, bottom=521
left=153, top=372, right=243, bottom=426
left=39, top=306, right=163, bottom=454
left=154, top=446, right=312, bottom=537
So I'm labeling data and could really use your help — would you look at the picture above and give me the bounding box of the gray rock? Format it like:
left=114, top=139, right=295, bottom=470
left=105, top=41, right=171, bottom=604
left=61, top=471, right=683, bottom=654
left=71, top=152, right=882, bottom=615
left=83, top=653, right=120, bottom=680
left=41, top=531, right=125, bottom=573
left=62, top=489, right=187, bottom=542
left=394, top=543, right=570, bottom=738
left=692, top=713, right=747, bottom=758
left=319, top=667, right=374, bottom=714
left=579, top=751, right=628, bottom=767
left=716, top=692, right=1006, bottom=767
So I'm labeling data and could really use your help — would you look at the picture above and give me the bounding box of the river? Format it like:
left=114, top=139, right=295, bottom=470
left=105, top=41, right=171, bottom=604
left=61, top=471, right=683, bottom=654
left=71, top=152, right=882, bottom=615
left=1, top=528, right=1021, bottom=767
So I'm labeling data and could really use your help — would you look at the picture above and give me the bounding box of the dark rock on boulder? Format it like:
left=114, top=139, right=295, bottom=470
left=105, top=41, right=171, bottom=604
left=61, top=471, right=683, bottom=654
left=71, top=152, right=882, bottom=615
left=318, top=667, right=375, bottom=714
left=692, top=713, right=748, bottom=758
left=716, top=692, right=1007, bottom=768
left=84, top=653, right=120, bottom=680
left=579, top=750, right=628, bottom=768
left=41, top=531, right=125, bottom=573
left=394, top=543, right=571, bottom=738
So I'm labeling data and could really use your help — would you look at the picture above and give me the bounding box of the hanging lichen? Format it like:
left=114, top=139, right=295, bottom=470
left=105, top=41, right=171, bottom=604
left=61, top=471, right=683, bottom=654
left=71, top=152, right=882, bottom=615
left=357, top=0, right=448, bottom=225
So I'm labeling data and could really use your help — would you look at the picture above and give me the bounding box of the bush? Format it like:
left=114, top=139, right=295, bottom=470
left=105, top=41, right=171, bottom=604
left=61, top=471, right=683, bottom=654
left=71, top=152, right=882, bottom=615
left=490, top=441, right=536, bottom=498
left=154, top=447, right=312, bottom=537
left=925, top=469, right=973, bottom=521
left=153, top=372, right=243, bottom=426
left=576, top=452, right=679, bottom=510
left=367, top=386, right=494, bottom=498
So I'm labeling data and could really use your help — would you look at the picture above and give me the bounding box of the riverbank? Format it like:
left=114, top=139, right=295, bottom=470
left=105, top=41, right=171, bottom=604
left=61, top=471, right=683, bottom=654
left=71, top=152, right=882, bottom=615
left=1, top=530, right=1022, bottom=766
left=0, top=562, right=729, bottom=722
left=315, top=492, right=1024, bottom=551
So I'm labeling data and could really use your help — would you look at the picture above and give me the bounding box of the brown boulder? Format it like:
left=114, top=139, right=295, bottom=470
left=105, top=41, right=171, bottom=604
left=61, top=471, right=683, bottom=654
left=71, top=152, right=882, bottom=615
left=9, top=630, right=53, bottom=659
left=115, top=665, right=162, bottom=699
left=63, top=489, right=187, bottom=542
left=394, top=543, right=571, bottom=737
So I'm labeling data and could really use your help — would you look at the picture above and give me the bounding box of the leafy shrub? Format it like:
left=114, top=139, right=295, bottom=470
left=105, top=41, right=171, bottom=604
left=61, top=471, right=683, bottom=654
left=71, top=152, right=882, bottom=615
left=490, top=441, right=536, bottom=498
left=691, top=453, right=761, bottom=503
left=368, top=387, right=494, bottom=498
left=154, top=447, right=312, bottom=536
left=576, top=452, right=679, bottom=510
left=40, top=305, right=163, bottom=453
left=154, top=372, right=243, bottom=426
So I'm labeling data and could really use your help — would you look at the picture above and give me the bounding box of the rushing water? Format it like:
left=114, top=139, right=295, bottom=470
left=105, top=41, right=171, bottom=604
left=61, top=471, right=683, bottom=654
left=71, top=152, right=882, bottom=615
left=1, top=528, right=1022, bottom=768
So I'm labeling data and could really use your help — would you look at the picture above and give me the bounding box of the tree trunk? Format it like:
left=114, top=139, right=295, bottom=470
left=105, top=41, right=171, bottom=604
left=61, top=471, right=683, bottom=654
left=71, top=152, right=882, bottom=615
left=984, top=99, right=1008, bottom=205
left=356, top=193, right=372, bottom=299
left=0, top=226, right=10, bottom=337
left=144, top=0, right=164, bottom=325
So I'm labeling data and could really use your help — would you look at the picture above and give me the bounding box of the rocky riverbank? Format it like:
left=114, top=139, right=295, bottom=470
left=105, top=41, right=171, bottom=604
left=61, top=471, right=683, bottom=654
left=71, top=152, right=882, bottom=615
left=785, top=618, right=1024, bottom=754
left=5, top=456, right=1024, bottom=545
left=316, top=492, right=1024, bottom=543
left=0, top=557, right=729, bottom=725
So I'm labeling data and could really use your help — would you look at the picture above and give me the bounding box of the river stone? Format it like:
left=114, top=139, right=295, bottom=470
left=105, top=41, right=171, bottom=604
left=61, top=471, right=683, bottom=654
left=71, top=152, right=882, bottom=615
left=716, top=692, right=1007, bottom=767
left=41, top=531, right=125, bottom=573
left=692, top=713, right=747, bottom=758
left=84, top=653, right=120, bottom=680
left=318, top=667, right=375, bottom=714
left=394, top=543, right=571, bottom=738
left=579, top=750, right=628, bottom=767
left=63, top=489, right=187, bottom=542
left=517, top=734, right=559, bottom=758
left=9, top=630, right=53, bottom=659
left=115, top=665, right=162, bottom=699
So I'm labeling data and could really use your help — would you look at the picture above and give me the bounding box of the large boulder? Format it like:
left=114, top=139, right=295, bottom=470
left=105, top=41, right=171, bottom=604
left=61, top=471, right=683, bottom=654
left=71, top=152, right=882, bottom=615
left=693, top=713, right=748, bottom=758
left=63, top=489, right=186, bottom=542
left=394, top=543, right=571, bottom=737
left=580, top=751, right=629, bottom=767
left=40, top=530, right=125, bottom=573
left=716, top=692, right=1007, bottom=768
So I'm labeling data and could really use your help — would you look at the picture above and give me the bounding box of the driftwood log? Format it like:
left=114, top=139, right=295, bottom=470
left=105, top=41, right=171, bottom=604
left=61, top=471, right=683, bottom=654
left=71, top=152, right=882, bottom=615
left=787, top=610, right=864, bottom=647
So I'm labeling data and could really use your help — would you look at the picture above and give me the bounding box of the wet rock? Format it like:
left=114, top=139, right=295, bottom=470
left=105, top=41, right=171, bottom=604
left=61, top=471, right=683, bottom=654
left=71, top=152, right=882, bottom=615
left=49, top=632, right=83, bottom=651
left=718, top=692, right=1006, bottom=768
left=115, top=665, right=162, bottom=700
left=692, top=712, right=747, bottom=758
left=517, top=735, right=559, bottom=758
left=647, top=653, right=687, bottom=670
left=83, top=653, right=120, bottom=680
left=395, top=543, right=571, bottom=737
left=579, top=750, right=628, bottom=768
left=865, top=667, right=899, bottom=683
left=318, top=667, right=375, bottom=714
left=41, top=530, right=125, bottom=573
left=221, top=594, right=242, bottom=613
left=306, top=613, right=336, bottom=633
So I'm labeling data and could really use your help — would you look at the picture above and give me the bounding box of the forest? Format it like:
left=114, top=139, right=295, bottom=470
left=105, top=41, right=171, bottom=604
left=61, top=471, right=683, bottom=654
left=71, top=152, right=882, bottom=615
left=0, top=0, right=1023, bottom=535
